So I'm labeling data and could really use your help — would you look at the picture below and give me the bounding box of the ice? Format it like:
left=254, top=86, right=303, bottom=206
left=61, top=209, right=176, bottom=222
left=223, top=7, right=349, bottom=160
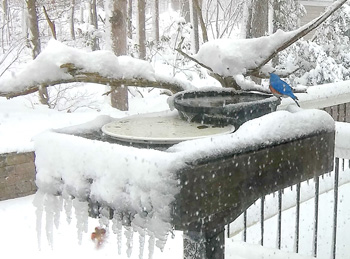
left=63, top=192, right=73, bottom=224
left=125, top=226, right=134, bottom=257
left=112, top=212, right=123, bottom=255
left=148, top=235, right=155, bottom=259
left=32, top=191, right=45, bottom=250
left=98, top=206, right=111, bottom=227
left=73, top=199, right=89, bottom=245
left=44, top=194, right=55, bottom=249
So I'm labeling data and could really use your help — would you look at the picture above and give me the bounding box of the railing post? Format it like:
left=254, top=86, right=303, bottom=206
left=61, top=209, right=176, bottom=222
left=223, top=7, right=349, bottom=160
left=294, top=183, right=301, bottom=253
left=277, top=190, right=282, bottom=249
left=332, top=158, right=340, bottom=259
left=261, top=196, right=265, bottom=246
left=313, top=176, right=320, bottom=257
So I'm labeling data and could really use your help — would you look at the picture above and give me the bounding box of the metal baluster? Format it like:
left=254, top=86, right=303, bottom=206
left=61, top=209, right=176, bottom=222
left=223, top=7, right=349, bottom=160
left=243, top=210, right=247, bottom=242
left=277, top=190, right=282, bottom=249
left=227, top=223, right=230, bottom=238
left=261, top=196, right=265, bottom=246
left=313, top=176, right=320, bottom=257
left=295, top=183, right=301, bottom=253
left=332, top=158, right=340, bottom=259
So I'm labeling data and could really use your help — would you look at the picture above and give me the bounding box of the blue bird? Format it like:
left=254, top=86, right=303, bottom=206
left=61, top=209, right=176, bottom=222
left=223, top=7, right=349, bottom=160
left=269, top=73, right=300, bottom=107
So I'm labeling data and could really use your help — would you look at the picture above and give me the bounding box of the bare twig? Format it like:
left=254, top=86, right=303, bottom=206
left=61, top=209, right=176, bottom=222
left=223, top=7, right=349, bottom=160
left=43, top=6, right=57, bottom=39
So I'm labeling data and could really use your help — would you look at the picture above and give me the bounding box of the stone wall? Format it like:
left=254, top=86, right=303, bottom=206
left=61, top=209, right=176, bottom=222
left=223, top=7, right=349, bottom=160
left=0, top=152, right=37, bottom=201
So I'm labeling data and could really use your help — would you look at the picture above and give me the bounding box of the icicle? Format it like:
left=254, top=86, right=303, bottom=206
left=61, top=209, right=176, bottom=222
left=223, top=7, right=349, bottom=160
left=99, top=206, right=110, bottom=227
left=32, top=191, right=45, bottom=250
left=125, top=226, right=134, bottom=258
left=148, top=235, right=155, bottom=259
left=139, top=233, right=145, bottom=259
left=73, top=199, right=89, bottom=245
left=44, top=194, right=55, bottom=249
left=63, top=196, right=73, bottom=224
left=54, top=196, right=63, bottom=229
left=112, top=212, right=123, bottom=255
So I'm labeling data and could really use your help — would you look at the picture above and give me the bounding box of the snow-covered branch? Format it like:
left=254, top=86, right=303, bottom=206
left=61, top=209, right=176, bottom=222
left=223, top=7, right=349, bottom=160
left=178, top=0, right=348, bottom=90
left=0, top=40, right=195, bottom=99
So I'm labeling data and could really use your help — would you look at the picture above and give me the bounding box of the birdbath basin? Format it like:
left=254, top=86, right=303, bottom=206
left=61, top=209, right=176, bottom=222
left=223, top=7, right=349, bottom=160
left=173, top=89, right=281, bottom=127
left=101, top=112, right=235, bottom=145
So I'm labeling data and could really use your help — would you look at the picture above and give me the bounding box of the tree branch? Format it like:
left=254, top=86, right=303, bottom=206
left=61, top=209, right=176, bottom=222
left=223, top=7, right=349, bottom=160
left=0, top=63, right=193, bottom=99
left=43, top=6, right=57, bottom=40
left=247, top=0, right=348, bottom=76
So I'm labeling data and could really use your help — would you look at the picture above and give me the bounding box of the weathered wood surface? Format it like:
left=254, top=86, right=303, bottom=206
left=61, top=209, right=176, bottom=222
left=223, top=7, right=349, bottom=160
left=171, top=130, right=335, bottom=232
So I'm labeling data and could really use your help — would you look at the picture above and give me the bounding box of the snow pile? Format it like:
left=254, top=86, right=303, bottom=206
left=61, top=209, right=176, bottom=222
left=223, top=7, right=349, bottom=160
left=194, top=29, right=296, bottom=76
left=0, top=40, right=156, bottom=93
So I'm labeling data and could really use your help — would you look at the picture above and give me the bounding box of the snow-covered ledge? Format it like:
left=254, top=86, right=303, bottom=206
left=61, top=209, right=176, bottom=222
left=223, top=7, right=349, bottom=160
left=32, top=107, right=335, bottom=257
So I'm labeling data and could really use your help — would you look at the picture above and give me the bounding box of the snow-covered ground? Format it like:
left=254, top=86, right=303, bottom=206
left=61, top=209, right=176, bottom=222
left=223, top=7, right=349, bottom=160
left=1, top=193, right=319, bottom=259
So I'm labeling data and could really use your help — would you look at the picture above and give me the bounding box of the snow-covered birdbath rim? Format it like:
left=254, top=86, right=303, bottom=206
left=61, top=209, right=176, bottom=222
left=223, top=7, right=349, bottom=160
left=170, top=88, right=281, bottom=127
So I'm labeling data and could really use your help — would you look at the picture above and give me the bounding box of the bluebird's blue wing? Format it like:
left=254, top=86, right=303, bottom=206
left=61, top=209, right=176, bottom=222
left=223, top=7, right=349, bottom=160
left=269, top=73, right=300, bottom=107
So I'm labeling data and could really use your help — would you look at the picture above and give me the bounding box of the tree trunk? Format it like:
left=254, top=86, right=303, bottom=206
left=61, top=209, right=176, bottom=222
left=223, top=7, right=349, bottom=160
left=182, top=0, right=190, bottom=22
left=26, top=0, right=41, bottom=59
left=26, top=0, right=48, bottom=105
left=90, top=0, right=100, bottom=50
left=192, top=0, right=208, bottom=43
left=245, top=0, right=269, bottom=84
left=109, top=0, right=128, bottom=111
left=246, top=0, right=269, bottom=39
left=189, top=0, right=199, bottom=53
left=153, top=0, right=160, bottom=43
left=127, top=0, right=132, bottom=39
left=70, top=0, right=75, bottom=40
left=138, top=0, right=146, bottom=60
left=171, top=0, right=180, bottom=11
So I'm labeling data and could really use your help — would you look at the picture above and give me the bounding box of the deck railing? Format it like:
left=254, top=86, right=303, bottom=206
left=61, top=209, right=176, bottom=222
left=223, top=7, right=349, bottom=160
left=229, top=101, right=350, bottom=259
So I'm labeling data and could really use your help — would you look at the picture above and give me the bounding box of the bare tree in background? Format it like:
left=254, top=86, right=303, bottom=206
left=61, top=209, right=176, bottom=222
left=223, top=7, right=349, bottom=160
left=127, top=0, right=132, bottom=39
left=70, top=0, right=75, bottom=40
left=26, top=0, right=49, bottom=105
left=25, top=0, right=41, bottom=59
left=89, top=0, right=100, bottom=50
left=246, top=0, right=269, bottom=38
left=152, top=0, right=160, bottom=43
left=189, top=0, right=199, bottom=53
left=137, top=0, right=146, bottom=60
left=109, top=0, right=128, bottom=110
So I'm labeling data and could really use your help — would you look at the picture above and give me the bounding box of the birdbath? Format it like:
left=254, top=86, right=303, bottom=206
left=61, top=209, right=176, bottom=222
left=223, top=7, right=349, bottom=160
left=101, top=111, right=235, bottom=146
left=172, top=89, right=280, bottom=128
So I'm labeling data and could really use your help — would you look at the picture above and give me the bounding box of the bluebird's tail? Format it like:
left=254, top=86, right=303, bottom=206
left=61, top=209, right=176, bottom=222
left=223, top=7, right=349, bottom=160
left=293, top=97, right=300, bottom=107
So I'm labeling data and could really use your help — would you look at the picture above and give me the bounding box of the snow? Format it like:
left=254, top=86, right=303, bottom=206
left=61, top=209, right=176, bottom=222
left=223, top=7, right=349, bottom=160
left=30, top=102, right=334, bottom=258
left=194, top=29, right=296, bottom=76
left=0, top=40, right=156, bottom=93
left=193, top=0, right=347, bottom=79
left=1, top=193, right=324, bottom=259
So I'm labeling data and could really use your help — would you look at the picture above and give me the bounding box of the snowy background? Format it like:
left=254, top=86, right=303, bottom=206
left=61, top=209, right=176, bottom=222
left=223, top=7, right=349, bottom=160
left=1, top=1, right=350, bottom=259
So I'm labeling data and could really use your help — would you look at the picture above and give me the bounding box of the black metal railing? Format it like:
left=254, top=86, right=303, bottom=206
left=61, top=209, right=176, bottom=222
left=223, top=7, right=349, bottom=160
left=228, top=102, right=350, bottom=259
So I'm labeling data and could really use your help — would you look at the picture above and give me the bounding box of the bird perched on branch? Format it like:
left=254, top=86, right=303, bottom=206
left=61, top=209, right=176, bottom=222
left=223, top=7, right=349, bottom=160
left=269, top=73, right=300, bottom=107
